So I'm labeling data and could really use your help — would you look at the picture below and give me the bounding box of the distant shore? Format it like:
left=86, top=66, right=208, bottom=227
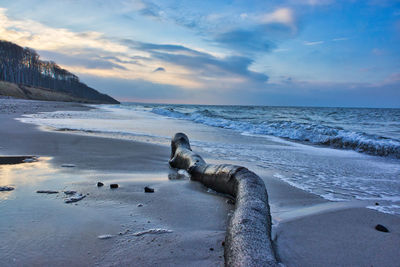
left=0, top=98, right=399, bottom=266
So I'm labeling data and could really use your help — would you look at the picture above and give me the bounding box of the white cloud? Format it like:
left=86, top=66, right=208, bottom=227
left=273, top=48, right=290, bottom=52
left=258, top=8, right=297, bottom=31
left=303, top=40, right=324, bottom=45
left=121, top=0, right=146, bottom=12
left=240, top=13, right=248, bottom=19
left=332, top=37, right=348, bottom=41
left=0, top=8, right=127, bottom=54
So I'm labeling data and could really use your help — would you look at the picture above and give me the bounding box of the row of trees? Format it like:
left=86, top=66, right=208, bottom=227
left=0, top=40, right=79, bottom=90
left=0, top=40, right=118, bottom=103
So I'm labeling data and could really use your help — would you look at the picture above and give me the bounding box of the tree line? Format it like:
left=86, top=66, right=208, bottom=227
left=0, top=40, right=118, bottom=103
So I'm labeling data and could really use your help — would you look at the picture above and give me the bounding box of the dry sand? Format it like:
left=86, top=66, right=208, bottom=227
left=1, top=99, right=399, bottom=266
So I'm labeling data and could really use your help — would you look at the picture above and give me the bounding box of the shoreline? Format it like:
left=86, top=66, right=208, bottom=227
left=1, top=99, right=400, bottom=266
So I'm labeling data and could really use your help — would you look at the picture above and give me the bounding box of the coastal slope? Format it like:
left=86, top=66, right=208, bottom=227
left=0, top=81, right=113, bottom=104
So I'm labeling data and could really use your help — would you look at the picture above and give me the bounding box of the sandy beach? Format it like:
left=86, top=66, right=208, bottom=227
left=0, top=99, right=231, bottom=266
left=1, top=99, right=400, bottom=266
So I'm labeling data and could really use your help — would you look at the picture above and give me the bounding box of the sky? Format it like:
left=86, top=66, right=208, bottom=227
left=0, top=0, right=399, bottom=107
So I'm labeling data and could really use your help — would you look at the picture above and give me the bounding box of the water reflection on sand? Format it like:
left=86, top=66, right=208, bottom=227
left=0, top=157, right=52, bottom=201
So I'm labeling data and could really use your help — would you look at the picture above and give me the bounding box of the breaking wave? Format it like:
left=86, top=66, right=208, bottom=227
left=151, top=106, right=400, bottom=158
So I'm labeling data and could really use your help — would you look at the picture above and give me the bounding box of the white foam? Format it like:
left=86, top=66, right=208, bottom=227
left=151, top=106, right=400, bottom=158
left=367, top=204, right=400, bottom=215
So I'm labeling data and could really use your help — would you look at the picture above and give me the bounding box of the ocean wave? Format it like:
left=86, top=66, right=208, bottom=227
left=151, top=107, right=400, bottom=158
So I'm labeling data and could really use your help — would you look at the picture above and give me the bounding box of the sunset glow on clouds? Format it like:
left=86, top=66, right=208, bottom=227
left=0, top=0, right=399, bottom=107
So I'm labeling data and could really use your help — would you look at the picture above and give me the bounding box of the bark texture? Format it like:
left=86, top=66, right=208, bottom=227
left=169, top=133, right=278, bottom=267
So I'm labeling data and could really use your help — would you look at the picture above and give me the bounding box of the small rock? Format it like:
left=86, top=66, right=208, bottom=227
left=97, top=182, right=104, bottom=187
left=209, top=248, right=214, bottom=251
left=137, top=203, right=143, bottom=207
left=64, top=190, right=76, bottom=195
left=36, top=190, right=58, bottom=194
left=221, top=241, right=225, bottom=247
left=61, top=164, right=76, bottom=168
left=110, top=184, right=118, bottom=189
left=144, top=186, right=154, bottom=193
left=375, top=202, right=379, bottom=206
left=0, top=186, right=14, bottom=191
left=375, top=224, right=389, bottom=233
left=65, top=194, right=86, bottom=203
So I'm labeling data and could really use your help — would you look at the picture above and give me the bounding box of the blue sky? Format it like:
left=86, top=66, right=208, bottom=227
left=0, top=0, right=399, bottom=107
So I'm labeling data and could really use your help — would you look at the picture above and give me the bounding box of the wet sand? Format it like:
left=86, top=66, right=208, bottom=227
left=275, top=207, right=400, bottom=266
left=254, top=166, right=400, bottom=267
left=1, top=99, right=400, bottom=266
left=0, top=99, right=230, bottom=266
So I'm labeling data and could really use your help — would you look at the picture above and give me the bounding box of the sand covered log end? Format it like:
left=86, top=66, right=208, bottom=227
left=169, top=132, right=206, bottom=171
left=170, top=132, right=278, bottom=267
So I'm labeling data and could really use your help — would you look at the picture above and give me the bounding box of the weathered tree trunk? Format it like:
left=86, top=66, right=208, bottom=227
left=169, top=133, right=278, bottom=267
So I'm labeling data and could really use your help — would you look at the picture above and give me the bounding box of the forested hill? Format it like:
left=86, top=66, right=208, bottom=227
left=0, top=40, right=119, bottom=104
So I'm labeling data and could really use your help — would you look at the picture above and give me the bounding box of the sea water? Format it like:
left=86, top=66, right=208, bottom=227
left=18, top=103, right=400, bottom=215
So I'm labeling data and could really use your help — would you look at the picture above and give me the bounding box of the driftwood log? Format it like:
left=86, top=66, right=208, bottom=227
left=169, top=133, right=278, bottom=267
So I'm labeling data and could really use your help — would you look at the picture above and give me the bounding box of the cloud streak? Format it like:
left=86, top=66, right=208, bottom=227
left=123, top=40, right=269, bottom=86
left=0, top=8, right=127, bottom=54
left=303, top=41, right=324, bottom=45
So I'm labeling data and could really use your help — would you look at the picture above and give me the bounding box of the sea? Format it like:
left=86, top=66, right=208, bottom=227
left=18, top=103, right=400, bottom=215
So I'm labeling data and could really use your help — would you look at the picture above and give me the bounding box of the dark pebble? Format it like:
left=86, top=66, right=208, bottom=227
left=110, top=184, right=119, bottom=189
left=375, top=224, right=389, bottom=232
left=375, top=202, right=379, bottom=206
left=221, top=241, right=225, bottom=247
left=97, top=182, right=104, bottom=187
left=144, top=186, right=154, bottom=193
left=209, top=248, right=214, bottom=251
left=226, top=199, right=235, bottom=205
